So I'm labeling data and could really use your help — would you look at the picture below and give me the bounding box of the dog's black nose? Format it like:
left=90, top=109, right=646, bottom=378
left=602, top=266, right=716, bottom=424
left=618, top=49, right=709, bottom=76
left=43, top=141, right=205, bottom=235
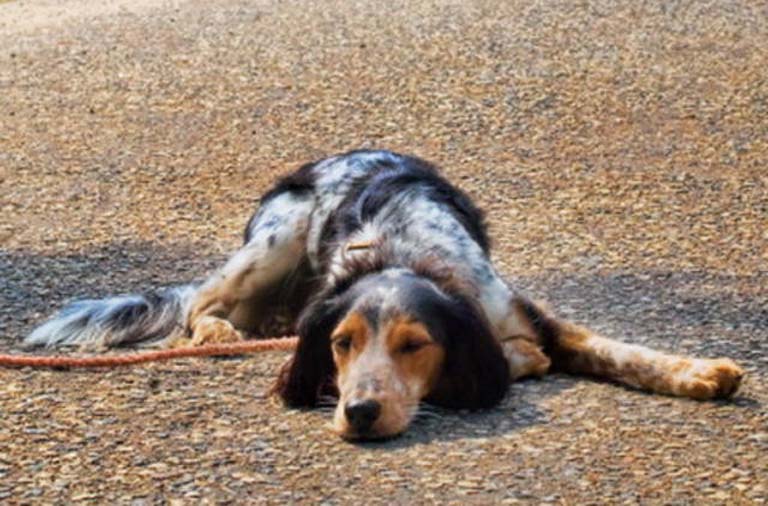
left=344, top=399, right=381, bottom=433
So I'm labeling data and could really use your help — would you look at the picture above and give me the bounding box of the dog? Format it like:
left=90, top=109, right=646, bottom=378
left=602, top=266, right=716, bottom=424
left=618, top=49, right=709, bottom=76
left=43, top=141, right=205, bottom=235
left=25, top=149, right=745, bottom=440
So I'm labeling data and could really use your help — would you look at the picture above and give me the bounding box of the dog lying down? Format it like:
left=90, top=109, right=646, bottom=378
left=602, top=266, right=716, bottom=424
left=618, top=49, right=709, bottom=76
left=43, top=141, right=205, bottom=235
left=25, top=150, right=744, bottom=440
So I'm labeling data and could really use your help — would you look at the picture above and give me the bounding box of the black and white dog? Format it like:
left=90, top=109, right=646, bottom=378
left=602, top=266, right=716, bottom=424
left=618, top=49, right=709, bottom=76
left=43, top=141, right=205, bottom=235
left=26, top=150, right=743, bottom=439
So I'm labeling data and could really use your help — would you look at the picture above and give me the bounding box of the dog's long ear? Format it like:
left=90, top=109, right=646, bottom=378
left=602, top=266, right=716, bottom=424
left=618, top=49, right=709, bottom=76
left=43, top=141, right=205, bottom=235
left=273, top=296, right=347, bottom=407
left=426, top=295, right=510, bottom=409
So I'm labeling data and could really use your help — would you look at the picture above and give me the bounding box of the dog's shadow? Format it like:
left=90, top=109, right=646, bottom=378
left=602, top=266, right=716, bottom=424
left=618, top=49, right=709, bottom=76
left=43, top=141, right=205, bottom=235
left=5, top=243, right=765, bottom=446
left=0, top=241, right=223, bottom=350
left=348, top=374, right=763, bottom=449
left=354, top=375, right=576, bottom=449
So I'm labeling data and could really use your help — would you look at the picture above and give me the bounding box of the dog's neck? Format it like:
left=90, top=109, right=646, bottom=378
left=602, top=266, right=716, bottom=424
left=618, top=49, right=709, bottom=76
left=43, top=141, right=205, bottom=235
left=330, top=238, right=480, bottom=302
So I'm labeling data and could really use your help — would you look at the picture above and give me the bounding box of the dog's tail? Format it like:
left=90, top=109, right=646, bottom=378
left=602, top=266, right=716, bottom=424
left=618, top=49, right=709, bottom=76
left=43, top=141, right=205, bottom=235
left=23, top=285, right=197, bottom=349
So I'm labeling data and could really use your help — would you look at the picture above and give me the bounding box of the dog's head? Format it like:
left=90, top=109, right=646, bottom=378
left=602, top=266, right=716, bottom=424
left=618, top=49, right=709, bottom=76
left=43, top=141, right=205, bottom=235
left=274, top=265, right=510, bottom=440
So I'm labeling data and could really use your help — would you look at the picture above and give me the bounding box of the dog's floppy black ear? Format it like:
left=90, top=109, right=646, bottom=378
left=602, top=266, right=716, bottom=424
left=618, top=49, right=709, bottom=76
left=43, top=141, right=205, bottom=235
left=426, top=296, right=510, bottom=409
left=273, top=296, right=346, bottom=407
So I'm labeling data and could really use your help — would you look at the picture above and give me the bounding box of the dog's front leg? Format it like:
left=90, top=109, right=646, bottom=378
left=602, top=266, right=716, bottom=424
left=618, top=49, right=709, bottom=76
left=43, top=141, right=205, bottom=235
left=507, top=297, right=745, bottom=400
left=548, top=321, right=744, bottom=399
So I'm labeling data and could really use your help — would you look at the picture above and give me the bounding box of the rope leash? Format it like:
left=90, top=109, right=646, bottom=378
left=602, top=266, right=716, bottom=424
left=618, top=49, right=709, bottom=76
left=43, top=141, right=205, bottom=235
left=0, top=337, right=298, bottom=369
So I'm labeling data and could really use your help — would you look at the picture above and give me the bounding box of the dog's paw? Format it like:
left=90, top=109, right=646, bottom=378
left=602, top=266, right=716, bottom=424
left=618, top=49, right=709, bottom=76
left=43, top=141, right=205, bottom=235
left=501, top=337, right=551, bottom=380
left=677, top=358, right=744, bottom=400
left=190, top=316, right=243, bottom=346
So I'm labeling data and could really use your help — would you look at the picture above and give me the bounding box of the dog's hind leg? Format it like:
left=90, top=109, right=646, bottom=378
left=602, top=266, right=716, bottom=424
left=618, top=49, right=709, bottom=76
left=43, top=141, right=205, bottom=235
left=513, top=298, right=744, bottom=400
left=185, top=191, right=315, bottom=343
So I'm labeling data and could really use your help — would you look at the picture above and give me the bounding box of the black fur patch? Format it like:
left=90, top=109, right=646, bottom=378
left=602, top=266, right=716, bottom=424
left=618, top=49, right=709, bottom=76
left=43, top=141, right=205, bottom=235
left=317, top=151, right=490, bottom=263
left=259, top=161, right=318, bottom=204
left=516, top=298, right=561, bottom=355
left=425, top=293, right=511, bottom=409
left=274, top=284, right=351, bottom=407
left=109, top=298, right=152, bottom=329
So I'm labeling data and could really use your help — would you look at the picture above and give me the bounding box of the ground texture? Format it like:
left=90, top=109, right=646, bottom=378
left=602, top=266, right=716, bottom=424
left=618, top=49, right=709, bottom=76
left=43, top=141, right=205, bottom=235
left=1, top=0, right=767, bottom=504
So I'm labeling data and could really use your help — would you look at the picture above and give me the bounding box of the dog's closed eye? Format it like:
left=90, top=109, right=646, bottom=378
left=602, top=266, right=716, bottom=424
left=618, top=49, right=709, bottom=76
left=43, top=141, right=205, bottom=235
left=332, top=334, right=353, bottom=353
left=397, top=338, right=430, bottom=354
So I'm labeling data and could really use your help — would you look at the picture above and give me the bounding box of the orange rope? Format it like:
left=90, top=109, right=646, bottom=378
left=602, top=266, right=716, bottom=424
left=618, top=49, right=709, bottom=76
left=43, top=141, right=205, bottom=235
left=0, top=337, right=298, bottom=369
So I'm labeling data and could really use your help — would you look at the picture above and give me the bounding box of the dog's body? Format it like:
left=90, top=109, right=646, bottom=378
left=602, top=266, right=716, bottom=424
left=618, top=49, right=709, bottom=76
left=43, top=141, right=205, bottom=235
left=26, top=150, right=744, bottom=439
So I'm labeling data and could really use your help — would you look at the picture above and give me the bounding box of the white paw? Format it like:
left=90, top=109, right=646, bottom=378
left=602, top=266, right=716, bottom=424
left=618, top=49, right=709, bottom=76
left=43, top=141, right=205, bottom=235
left=190, top=316, right=243, bottom=346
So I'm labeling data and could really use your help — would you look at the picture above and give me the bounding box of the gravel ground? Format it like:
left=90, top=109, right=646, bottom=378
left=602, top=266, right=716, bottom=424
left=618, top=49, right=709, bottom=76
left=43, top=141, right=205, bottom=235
left=1, top=0, right=767, bottom=503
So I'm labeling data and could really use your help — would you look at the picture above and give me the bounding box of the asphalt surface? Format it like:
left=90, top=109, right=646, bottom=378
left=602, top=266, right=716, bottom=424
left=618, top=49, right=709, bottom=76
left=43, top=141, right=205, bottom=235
left=1, top=0, right=766, bottom=504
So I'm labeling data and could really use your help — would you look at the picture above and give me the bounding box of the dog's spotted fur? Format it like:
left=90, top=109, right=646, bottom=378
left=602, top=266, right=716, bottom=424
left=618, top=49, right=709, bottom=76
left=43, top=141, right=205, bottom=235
left=26, top=150, right=744, bottom=439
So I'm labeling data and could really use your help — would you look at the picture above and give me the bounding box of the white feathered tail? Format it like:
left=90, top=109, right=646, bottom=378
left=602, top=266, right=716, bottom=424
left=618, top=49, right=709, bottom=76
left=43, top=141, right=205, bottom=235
left=23, top=285, right=196, bottom=349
